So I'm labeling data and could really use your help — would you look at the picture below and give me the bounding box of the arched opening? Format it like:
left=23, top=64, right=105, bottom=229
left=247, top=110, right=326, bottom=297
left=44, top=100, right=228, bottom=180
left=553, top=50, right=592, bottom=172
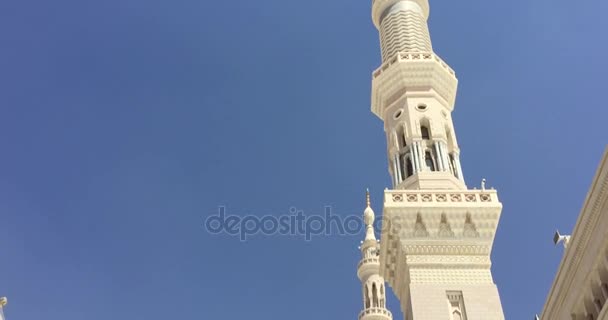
left=399, top=153, right=407, bottom=181
left=396, top=125, right=407, bottom=149
left=421, top=125, right=430, bottom=140
left=449, top=153, right=458, bottom=178
left=425, top=151, right=436, bottom=171
left=365, top=284, right=370, bottom=309
left=372, top=283, right=379, bottom=308
left=406, top=157, right=413, bottom=177
left=399, top=153, right=414, bottom=179
left=452, top=311, right=462, bottom=320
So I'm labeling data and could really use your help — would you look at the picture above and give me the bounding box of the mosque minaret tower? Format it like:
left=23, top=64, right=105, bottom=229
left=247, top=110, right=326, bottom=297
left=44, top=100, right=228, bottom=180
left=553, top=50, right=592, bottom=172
left=357, top=190, right=393, bottom=320
left=357, top=0, right=506, bottom=319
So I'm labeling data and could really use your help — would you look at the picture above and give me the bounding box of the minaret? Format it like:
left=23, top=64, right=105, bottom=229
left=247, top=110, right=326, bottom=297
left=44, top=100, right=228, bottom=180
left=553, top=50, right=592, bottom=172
left=357, top=190, right=393, bottom=320
left=367, top=0, right=505, bottom=319
left=371, top=0, right=463, bottom=191
left=0, top=297, right=7, bottom=320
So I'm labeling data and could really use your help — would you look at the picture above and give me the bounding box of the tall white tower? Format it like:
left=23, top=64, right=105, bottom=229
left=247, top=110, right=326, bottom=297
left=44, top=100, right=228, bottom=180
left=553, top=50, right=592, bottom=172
left=357, top=190, right=393, bottom=320
left=366, top=0, right=505, bottom=319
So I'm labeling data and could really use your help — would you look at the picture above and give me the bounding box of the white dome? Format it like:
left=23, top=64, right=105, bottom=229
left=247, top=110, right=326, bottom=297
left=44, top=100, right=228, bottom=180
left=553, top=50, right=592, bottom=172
left=364, top=206, right=375, bottom=226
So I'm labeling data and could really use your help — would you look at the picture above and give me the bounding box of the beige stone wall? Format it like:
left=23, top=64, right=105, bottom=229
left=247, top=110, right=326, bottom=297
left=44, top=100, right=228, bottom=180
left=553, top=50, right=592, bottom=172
left=541, top=147, right=608, bottom=319
left=409, top=284, right=504, bottom=320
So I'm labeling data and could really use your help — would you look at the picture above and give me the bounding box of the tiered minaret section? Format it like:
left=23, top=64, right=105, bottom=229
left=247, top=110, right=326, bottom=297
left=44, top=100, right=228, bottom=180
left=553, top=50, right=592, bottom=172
left=357, top=191, right=393, bottom=320
left=368, top=0, right=506, bottom=319
left=371, top=0, right=462, bottom=191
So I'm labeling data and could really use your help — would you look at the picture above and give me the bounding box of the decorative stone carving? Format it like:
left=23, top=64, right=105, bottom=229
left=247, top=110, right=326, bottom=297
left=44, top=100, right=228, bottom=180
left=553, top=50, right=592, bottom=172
left=463, top=214, right=480, bottom=238
left=414, top=214, right=429, bottom=237
left=438, top=214, right=455, bottom=238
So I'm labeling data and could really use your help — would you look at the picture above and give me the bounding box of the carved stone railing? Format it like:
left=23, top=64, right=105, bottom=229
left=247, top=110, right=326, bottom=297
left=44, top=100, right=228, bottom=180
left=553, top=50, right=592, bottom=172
left=372, top=52, right=455, bottom=79
left=385, top=190, right=499, bottom=205
left=357, top=257, right=380, bottom=269
left=359, top=307, right=393, bottom=320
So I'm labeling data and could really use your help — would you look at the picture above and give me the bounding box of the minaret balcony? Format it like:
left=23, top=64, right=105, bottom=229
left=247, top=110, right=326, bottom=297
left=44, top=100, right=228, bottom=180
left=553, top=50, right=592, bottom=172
left=359, top=307, right=393, bottom=320
left=371, top=51, right=458, bottom=118
left=358, top=257, right=380, bottom=269
left=357, top=257, right=381, bottom=281
left=385, top=189, right=501, bottom=209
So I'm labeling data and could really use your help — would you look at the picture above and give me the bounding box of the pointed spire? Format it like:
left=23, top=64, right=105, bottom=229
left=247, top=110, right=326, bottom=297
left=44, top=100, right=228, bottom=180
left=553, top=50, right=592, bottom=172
left=364, top=188, right=376, bottom=241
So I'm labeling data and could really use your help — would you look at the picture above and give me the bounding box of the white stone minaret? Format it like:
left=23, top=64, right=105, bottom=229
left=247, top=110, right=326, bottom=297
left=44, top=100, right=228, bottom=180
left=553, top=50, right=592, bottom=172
left=0, top=297, right=7, bottom=320
left=366, top=0, right=506, bottom=319
left=357, top=190, right=393, bottom=320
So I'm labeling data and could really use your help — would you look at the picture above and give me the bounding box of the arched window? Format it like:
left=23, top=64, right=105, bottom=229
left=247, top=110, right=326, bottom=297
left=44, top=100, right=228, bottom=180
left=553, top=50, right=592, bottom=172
left=399, top=154, right=414, bottom=179
left=421, top=125, right=430, bottom=140
left=396, top=126, right=407, bottom=149
left=449, top=153, right=458, bottom=178
left=406, top=157, right=413, bottom=177
left=425, top=151, right=436, bottom=171
left=372, top=283, right=379, bottom=308
left=452, top=311, right=462, bottom=320
left=365, top=284, right=370, bottom=309
left=399, top=154, right=407, bottom=181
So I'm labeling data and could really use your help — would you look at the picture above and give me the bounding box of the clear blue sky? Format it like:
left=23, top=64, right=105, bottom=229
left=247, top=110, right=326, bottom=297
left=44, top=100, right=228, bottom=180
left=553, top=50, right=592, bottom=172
left=1, top=0, right=607, bottom=319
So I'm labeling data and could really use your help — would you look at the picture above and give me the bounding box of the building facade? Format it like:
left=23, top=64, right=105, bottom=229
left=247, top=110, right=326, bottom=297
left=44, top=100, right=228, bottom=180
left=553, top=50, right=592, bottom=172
left=540, top=148, right=608, bottom=320
left=357, top=0, right=505, bottom=319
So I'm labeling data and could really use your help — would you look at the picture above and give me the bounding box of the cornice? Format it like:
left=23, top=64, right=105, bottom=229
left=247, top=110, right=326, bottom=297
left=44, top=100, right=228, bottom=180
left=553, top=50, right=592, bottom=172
left=542, top=147, right=608, bottom=318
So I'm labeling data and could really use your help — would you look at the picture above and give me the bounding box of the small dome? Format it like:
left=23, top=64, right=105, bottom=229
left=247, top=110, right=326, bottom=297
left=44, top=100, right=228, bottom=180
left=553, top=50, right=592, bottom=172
left=364, top=206, right=375, bottom=226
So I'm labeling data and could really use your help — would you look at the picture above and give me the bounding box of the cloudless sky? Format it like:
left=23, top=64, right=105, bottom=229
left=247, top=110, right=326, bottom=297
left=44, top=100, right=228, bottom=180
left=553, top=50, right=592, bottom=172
left=1, top=0, right=607, bottom=319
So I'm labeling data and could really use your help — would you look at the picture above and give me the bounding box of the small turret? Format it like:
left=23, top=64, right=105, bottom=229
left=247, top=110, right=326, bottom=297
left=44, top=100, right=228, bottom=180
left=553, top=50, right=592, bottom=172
left=357, top=190, right=392, bottom=320
left=364, top=189, right=376, bottom=241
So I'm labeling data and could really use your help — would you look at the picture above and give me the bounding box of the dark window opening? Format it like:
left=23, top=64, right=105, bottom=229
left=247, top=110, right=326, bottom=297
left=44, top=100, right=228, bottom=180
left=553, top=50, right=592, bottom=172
left=406, top=157, right=413, bottom=178
left=449, top=154, right=458, bottom=178
left=399, top=154, right=406, bottom=181
left=397, top=127, right=407, bottom=149
left=425, top=151, right=436, bottom=171
left=421, top=125, right=430, bottom=140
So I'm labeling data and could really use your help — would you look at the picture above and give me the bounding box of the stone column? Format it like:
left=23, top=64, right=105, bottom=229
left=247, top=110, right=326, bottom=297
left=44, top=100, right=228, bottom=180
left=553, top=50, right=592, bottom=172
left=411, top=143, right=420, bottom=174
left=393, top=154, right=401, bottom=185
left=454, top=152, right=465, bottom=183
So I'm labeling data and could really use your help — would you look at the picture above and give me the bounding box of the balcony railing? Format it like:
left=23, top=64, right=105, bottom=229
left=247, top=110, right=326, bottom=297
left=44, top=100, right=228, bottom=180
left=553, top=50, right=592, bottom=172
left=385, top=190, right=499, bottom=205
left=372, top=52, right=455, bottom=79
left=359, top=307, right=393, bottom=320
left=357, top=257, right=380, bottom=269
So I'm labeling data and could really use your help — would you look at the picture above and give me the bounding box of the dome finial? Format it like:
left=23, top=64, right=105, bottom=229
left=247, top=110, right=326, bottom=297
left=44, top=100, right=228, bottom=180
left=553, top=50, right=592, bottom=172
left=363, top=189, right=375, bottom=230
